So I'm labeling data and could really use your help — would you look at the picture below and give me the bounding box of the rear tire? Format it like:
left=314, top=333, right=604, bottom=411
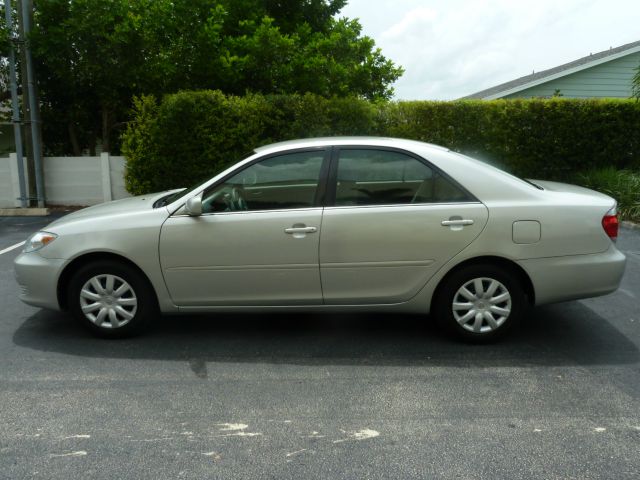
left=434, top=263, right=525, bottom=343
left=67, top=260, right=157, bottom=338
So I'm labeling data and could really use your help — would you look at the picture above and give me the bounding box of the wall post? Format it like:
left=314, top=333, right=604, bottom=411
left=100, top=152, right=112, bottom=203
left=8, top=153, right=22, bottom=207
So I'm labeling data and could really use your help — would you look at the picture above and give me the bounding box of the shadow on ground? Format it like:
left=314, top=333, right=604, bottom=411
left=12, top=301, right=639, bottom=369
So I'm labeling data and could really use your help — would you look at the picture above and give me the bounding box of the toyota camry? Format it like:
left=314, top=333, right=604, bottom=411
left=14, top=137, right=626, bottom=341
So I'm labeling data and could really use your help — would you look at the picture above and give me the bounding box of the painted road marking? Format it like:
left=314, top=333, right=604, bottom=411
left=0, top=241, right=25, bottom=255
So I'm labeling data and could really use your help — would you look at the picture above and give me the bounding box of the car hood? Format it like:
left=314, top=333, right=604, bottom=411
left=46, top=190, right=182, bottom=229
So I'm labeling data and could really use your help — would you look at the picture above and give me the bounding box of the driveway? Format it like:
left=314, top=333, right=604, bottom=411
left=1, top=215, right=639, bottom=479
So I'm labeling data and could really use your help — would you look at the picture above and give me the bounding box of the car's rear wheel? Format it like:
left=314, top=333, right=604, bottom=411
left=434, top=264, right=525, bottom=342
left=68, top=260, right=156, bottom=338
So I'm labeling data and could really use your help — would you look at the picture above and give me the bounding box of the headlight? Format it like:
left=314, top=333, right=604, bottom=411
left=24, top=231, right=58, bottom=253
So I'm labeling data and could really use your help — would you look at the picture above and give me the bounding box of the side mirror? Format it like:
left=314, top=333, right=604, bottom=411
left=185, top=193, right=203, bottom=216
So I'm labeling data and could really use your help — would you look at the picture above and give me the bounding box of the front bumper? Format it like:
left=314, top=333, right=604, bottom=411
left=517, top=244, right=627, bottom=305
left=14, top=252, right=65, bottom=310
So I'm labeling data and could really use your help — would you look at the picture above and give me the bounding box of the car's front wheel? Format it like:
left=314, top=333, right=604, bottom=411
left=68, top=260, right=157, bottom=338
left=434, top=263, right=525, bottom=342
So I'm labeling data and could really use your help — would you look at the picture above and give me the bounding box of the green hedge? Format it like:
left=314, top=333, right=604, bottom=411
left=122, top=92, right=381, bottom=194
left=381, top=99, right=640, bottom=177
left=122, top=92, right=640, bottom=194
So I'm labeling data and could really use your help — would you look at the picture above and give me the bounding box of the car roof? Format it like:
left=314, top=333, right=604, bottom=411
left=253, top=136, right=450, bottom=155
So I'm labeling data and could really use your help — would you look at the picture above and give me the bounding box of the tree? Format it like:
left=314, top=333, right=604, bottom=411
left=19, top=0, right=402, bottom=155
left=0, top=8, right=13, bottom=107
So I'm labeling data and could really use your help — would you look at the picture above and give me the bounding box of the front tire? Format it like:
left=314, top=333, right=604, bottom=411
left=434, top=264, right=525, bottom=342
left=68, top=260, right=157, bottom=338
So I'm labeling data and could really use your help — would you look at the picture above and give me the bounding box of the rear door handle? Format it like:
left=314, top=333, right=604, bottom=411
left=285, top=226, right=317, bottom=234
left=441, top=219, right=474, bottom=226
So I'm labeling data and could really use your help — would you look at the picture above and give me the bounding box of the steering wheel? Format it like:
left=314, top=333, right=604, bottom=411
left=204, top=185, right=249, bottom=212
left=227, top=186, right=248, bottom=211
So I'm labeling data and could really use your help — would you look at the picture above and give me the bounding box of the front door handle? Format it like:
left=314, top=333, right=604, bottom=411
left=285, top=226, right=317, bottom=234
left=441, top=219, right=474, bottom=226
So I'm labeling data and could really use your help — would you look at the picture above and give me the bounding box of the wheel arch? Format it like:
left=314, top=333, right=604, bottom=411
left=433, top=255, right=535, bottom=306
left=57, top=252, right=159, bottom=311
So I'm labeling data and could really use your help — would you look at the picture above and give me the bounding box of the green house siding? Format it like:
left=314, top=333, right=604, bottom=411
left=503, top=51, right=640, bottom=99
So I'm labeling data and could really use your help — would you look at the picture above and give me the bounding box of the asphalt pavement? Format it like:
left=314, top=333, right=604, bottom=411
left=1, top=214, right=639, bottom=479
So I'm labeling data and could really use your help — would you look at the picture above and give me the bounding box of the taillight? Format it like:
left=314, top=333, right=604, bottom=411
left=602, top=206, right=619, bottom=241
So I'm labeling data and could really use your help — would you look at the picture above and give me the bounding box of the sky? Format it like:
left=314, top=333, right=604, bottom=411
left=339, top=0, right=640, bottom=100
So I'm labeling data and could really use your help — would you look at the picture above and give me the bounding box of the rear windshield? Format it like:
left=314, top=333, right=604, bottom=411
left=451, top=152, right=544, bottom=190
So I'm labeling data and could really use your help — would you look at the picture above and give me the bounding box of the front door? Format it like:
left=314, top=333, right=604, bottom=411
left=320, top=148, right=489, bottom=304
left=160, top=149, right=328, bottom=306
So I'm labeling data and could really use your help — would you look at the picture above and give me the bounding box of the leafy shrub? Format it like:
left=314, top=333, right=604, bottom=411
left=123, top=93, right=640, bottom=194
left=575, top=167, right=640, bottom=222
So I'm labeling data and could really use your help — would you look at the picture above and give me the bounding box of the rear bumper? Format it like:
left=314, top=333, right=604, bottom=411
left=517, top=244, right=626, bottom=305
left=14, top=252, right=65, bottom=310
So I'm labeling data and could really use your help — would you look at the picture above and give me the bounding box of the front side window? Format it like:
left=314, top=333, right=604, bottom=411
left=202, top=151, right=324, bottom=213
left=334, top=149, right=472, bottom=206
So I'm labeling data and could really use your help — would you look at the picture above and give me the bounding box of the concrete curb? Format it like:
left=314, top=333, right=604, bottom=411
left=0, top=208, right=50, bottom=217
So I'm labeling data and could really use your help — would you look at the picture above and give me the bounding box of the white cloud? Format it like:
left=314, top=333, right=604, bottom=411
left=340, top=0, right=640, bottom=99
left=381, top=7, right=438, bottom=39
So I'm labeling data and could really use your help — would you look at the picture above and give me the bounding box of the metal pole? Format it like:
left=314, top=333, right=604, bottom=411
left=20, top=0, right=45, bottom=207
left=16, top=0, right=35, bottom=206
left=4, top=0, right=27, bottom=208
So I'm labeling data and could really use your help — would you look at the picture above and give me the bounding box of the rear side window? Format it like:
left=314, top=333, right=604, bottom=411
left=334, top=149, right=472, bottom=206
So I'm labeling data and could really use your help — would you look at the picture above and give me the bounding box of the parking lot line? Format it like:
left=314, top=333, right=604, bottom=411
left=0, top=241, right=25, bottom=256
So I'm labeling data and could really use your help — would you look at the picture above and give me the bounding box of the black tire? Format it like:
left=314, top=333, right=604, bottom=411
left=433, top=263, right=525, bottom=343
left=67, top=260, right=157, bottom=338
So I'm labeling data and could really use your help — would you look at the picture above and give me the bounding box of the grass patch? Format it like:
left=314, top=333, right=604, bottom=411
left=575, top=167, right=640, bottom=222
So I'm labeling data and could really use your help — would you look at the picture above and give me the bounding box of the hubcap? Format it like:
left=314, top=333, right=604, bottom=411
left=452, top=277, right=511, bottom=334
left=79, top=274, right=137, bottom=329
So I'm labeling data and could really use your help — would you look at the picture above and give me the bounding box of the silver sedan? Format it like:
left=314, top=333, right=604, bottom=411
left=14, top=137, right=626, bottom=341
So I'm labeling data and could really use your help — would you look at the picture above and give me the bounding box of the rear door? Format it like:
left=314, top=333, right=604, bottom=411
left=319, top=147, right=489, bottom=304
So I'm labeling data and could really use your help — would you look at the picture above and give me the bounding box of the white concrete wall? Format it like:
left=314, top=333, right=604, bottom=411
left=0, top=156, right=14, bottom=207
left=0, top=154, right=131, bottom=208
left=44, top=156, right=103, bottom=205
